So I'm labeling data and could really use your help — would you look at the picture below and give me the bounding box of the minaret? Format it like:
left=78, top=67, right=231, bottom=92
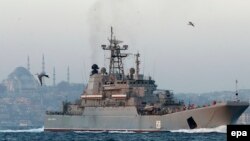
left=67, top=66, right=70, bottom=84
left=42, top=54, right=46, bottom=85
left=53, top=67, right=56, bottom=87
left=42, top=54, right=45, bottom=73
left=27, top=55, right=30, bottom=71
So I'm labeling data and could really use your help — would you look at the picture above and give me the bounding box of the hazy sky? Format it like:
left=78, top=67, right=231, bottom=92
left=1, top=0, right=250, bottom=93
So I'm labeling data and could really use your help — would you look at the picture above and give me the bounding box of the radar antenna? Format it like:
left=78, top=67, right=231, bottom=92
left=101, top=27, right=128, bottom=79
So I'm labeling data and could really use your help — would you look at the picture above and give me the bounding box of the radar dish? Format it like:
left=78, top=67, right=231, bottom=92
left=92, top=64, right=99, bottom=70
left=101, top=67, right=107, bottom=74
left=91, top=64, right=99, bottom=76
left=130, top=68, right=135, bottom=75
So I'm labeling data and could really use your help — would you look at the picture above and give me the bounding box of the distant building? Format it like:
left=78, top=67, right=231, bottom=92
left=2, top=67, right=39, bottom=93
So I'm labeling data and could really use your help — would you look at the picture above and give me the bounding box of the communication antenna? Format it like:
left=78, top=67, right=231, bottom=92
left=103, top=50, right=107, bottom=68
left=235, top=80, right=239, bottom=102
left=135, top=52, right=140, bottom=79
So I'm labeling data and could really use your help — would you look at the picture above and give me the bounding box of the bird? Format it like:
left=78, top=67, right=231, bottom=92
left=36, top=72, right=49, bottom=86
left=188, top=21, right=195, bottom=27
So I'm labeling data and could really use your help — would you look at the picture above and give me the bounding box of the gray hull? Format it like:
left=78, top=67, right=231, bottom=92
left=44, top=101, right=249, bottom=131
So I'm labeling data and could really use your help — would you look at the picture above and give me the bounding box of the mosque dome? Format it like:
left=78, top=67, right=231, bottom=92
left=3, top=67, right=39, bottom=93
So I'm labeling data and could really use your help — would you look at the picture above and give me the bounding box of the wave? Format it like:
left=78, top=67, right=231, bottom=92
left=108, top=130, right=136, bottom=134
left=170, top=125, right=226, bottom=133
left=0, top=127, right=44, bottom=133
left=74, top=131, right=106, bottom=134
left=74, top=126, right=226, bottom=134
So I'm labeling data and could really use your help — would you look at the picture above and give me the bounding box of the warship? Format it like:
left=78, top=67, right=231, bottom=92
left=45, top=27, right=249, bottom=131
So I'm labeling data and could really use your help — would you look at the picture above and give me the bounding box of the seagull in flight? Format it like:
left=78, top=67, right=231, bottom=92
left=36, top=72, right=49, bottom=86
left=188, top=21, right=195, bottom=27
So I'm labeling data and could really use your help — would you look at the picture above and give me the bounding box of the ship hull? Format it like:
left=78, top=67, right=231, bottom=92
left=44, top=101, right=249, bottom=131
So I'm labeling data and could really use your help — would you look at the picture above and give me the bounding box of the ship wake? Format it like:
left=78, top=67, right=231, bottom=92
left=170, top=125, right=226, bottom=133
left=0, top=127, right=44, bottom=133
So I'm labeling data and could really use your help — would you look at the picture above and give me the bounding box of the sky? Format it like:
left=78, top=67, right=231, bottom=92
left=0, top=0, right=250, bottom=93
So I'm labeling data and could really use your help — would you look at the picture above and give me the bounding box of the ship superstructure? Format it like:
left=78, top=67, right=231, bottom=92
left=45, top=28, right=249, bottom=131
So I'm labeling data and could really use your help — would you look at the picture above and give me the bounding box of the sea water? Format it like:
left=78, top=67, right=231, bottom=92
left=0, top=126, right=226, bottom=141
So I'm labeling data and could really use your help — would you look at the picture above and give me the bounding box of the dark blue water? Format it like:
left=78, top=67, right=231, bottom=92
left=0, top=132, right=226, bottom=141
left=0, top=127, right=226, bottom=141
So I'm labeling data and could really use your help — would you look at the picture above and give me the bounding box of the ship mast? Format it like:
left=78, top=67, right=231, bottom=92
left=101, top=27, right=128, bottom=79
left=135, top=52, right=140, bottom=79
